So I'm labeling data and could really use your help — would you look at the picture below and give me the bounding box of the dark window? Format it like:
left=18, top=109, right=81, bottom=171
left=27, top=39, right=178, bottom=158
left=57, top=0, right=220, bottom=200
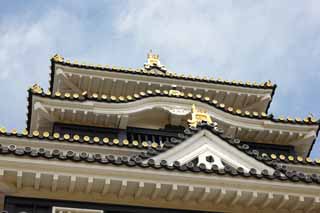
left=241, top=141, right=296, bottom=156
left=5, top=196, right=220, bottom=213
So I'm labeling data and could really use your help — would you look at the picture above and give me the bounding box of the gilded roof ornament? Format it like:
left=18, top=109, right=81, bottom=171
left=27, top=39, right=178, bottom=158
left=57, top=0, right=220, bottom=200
left=144, top=50, right=167, bottom=71
left=52, top=54, right=64, bottom=62
left=188, top=104, right=215, bottom=128
left=31, top=84, right=43, bottom=94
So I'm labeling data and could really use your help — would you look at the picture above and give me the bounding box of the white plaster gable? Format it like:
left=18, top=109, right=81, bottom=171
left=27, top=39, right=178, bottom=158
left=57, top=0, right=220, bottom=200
left=151, top=129, right=275, bottom=173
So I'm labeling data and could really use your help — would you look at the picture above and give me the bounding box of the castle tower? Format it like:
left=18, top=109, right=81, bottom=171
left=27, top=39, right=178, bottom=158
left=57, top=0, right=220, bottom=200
left=0, top=52, right=319, bottom=213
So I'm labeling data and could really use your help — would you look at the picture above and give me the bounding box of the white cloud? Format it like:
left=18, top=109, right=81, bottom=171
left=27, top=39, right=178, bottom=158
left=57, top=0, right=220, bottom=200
left=0, top=1, right=320, bottom=156
left=0, top=6, right=85, bottom=131
left=0, top=8, right=84, bottom=82
left=115, top=0, right=320, bottom=157
left=115, top=1, right=320, bottom=94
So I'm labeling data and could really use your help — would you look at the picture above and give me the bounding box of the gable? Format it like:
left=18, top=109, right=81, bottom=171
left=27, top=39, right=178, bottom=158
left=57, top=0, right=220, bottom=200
left=151, top=129, right=275, bottom=173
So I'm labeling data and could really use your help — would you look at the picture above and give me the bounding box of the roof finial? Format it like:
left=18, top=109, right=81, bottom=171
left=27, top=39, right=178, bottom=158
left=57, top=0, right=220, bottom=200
left=30, top=84, right=43, bottom=94
left=144, top=50, right=167, bottom=71
left=52, top=54, right=64, bottom=62
left=147, top=50, right=160, bottom=65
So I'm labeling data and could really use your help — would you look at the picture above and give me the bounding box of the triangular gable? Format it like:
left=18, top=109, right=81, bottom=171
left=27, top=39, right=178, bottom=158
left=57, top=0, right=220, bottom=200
left=151, top=129, right=275, bottom=173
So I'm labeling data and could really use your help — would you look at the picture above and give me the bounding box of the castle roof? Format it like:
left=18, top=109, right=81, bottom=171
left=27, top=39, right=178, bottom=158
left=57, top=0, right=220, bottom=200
left=50, top=54, right=276, bottom=92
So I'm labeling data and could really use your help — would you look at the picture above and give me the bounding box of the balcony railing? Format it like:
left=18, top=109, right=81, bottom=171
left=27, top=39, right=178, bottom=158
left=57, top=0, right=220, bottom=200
left=53, top=123, right=182, bottom=145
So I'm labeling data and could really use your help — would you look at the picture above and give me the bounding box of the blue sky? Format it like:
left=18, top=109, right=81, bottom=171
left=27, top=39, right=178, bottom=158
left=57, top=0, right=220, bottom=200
left=0, top=1, right=320, bottom=157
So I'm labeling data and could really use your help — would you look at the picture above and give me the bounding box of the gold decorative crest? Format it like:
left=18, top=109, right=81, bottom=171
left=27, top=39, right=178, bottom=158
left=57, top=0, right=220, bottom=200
left=144, top=50, right=167, bottom=71
left=147, top=50, right=160, bottom=66
left=188, top=104, right=213, bottom=127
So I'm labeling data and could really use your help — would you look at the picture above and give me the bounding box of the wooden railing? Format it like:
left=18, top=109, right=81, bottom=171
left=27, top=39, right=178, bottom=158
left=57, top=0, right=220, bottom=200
left=53, top=123, right=182, bottom=144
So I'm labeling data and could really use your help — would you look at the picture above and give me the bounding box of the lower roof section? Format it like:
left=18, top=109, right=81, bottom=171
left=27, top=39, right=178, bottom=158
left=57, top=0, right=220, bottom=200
left=1, top=125, right=320, bottom=212
left=2, top=124, right=320, bottom=169
left=0, top=148, right=320, bottom=213
left=0, top=124, right=320, bottom=184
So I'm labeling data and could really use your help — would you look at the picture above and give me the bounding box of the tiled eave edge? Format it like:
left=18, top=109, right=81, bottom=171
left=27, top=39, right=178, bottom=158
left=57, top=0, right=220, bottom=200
left=0, top=140, right=320, bottom=186
left=25, top=88, right=320, bottom=133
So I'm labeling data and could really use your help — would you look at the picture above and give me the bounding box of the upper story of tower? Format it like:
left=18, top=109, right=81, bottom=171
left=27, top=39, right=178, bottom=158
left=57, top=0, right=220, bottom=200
left=21, top=52, right=319, bottom=158
left=49, top=52, right=276, bottom=113
left=2, top=53, right=320, bottom=213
